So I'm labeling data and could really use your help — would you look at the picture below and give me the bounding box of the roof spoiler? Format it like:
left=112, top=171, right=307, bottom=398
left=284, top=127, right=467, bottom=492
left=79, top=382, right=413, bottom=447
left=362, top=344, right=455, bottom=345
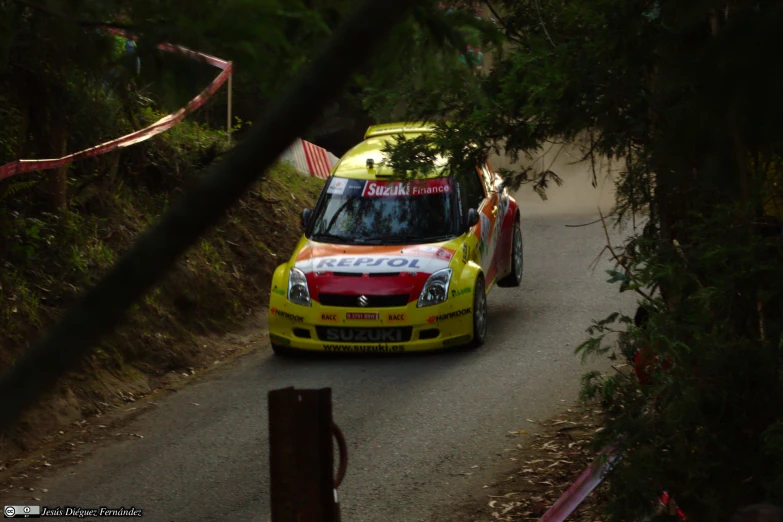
left=364, top=122, right=435, bottom=140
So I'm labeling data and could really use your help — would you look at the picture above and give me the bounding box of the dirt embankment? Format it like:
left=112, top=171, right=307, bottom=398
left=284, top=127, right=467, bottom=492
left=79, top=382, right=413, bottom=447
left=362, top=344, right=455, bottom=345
left=0, top=164, right=323, bottom=465
left=434, top=405, right=611, bottom=522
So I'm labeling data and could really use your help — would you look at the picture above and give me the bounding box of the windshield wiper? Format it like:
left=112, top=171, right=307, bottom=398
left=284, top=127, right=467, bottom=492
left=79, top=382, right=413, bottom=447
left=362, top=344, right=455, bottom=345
left=367, top=234, right=449, bottom=244
left=312, top=232, right=374, bottom=245
left=312, top=232, right=351, bottom=242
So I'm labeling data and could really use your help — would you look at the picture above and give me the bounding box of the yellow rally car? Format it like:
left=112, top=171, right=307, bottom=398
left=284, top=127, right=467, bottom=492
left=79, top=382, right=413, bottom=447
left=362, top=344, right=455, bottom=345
left=268, top=122, right=523, bottom=354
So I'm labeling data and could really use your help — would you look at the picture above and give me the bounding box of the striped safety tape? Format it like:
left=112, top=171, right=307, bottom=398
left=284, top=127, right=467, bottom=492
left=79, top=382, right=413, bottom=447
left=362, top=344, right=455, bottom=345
left=536, top=447, right=688, bottom=522
left=0, top=27, right=232, bottom=181
left=538, top=446, right=620, bottom=522
left=279, top=138, right=338, bottom=179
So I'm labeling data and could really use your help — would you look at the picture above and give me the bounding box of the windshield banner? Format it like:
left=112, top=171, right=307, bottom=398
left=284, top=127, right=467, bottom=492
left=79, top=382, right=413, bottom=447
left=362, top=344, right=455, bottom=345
left=327, top=178, right=367, bottom=196
left=362, top=178, right=451, bottom=197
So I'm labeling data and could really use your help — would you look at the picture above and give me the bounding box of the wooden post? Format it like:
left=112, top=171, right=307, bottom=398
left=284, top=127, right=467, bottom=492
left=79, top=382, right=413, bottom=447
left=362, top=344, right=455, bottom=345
left=227, top=66, right=233, bottom=147
left=268, top=387, right=339, bottom=522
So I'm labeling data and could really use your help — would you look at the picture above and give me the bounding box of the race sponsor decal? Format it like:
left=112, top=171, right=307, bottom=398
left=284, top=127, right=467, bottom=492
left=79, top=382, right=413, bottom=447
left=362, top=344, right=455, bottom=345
left=315, top=256, right=423, bottom=270
left=328, top=178, right=367, bottom=197
left=456, top=181, right=463, bottom=220
left=327, top=177, right=348, bottom=195
left=272, top=285, right=286, bottom=296
left=400, top=245, right=455, bottom=261
left=461, top=243, right=469, bottom=263
left=386, top=312, right=407, bottom=323
left=295, top=244, right=454, bottom=275
left=320, top=312, right=339, bottom=323
left=270, top=308, right=305, bottom=322
left=362, top=177, right=451, bottom=198
left=270, top=333, right=291, bottom=345
left=450, top=287, right=471, bottom=298
left=498, top=191, right=510, bottom=218
left=443, top=334, right=472, bottom=347
left=346, top=312, right=380, bottom=320
left=485, top=205, right=501, bottom=272
left=323, top=344, right=404, bottom=353
left=477, top=211, right=492, bottom=260
left=426, top=307, right=472, bottom=323
left=322, top=327, right=405, bottom=342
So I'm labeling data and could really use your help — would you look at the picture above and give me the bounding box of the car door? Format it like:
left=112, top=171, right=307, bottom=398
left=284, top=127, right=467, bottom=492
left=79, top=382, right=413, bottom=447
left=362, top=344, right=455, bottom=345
left=455, top=165, right=496, bottom=278
left=479, top=162, right=501, bottom=283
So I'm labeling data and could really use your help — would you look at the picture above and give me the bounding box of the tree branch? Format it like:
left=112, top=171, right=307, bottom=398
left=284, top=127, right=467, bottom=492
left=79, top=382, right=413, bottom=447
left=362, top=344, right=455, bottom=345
left=482, top=0, right=530, bottom=49
left=0, top=0, right=419, bottom=432
left=11, top=0, right=138, bottom=30
left=598, top=208, right=654, bottom=302
left=533, top=0, right=556, bottom=48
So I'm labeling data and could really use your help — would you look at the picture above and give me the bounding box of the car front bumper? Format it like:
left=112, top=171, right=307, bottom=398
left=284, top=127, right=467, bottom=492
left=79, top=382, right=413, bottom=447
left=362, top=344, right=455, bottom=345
left=268, top=293, right=475, bottom=353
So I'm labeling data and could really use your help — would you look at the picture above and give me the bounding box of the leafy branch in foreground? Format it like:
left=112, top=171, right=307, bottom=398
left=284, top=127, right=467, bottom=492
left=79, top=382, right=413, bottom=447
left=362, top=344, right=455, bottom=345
left=365, top=0, right=783, bottom=519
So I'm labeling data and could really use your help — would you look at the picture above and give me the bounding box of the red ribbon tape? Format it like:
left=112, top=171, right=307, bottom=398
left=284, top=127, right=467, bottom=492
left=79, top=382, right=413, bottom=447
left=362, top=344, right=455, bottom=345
left=0, top=28, right=232, bottom=181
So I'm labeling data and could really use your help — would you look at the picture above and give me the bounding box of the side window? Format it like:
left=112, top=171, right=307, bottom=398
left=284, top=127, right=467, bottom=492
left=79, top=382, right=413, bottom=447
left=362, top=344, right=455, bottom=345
left=456, top=167, right=486, bottom=213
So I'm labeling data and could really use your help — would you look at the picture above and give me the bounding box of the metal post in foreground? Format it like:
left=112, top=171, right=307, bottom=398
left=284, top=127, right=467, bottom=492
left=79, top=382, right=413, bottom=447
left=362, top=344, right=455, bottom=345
left=268, top=387, right=347, bottom=522
left=227, top=66, right=233, bottom=146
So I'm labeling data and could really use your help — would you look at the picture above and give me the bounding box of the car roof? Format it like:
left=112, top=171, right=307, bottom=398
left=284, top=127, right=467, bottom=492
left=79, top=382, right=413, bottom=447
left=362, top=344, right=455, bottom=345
left=330, top=122, right=449, bottom=180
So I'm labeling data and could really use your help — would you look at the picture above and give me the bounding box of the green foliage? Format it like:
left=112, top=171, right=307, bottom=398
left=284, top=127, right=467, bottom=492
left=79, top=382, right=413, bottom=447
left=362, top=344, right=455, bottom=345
left=0, top=180, right=38, bottom=200
left=364, top=0, right=783, bottom=519
left=577, top=204, right=783, bottom=519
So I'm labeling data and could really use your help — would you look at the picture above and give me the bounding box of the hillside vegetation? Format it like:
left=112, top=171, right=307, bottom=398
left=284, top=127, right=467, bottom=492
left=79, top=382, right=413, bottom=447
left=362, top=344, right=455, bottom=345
left=0, top=0, right=346, bottom=461
left=0, top=122, right=322, bottom=459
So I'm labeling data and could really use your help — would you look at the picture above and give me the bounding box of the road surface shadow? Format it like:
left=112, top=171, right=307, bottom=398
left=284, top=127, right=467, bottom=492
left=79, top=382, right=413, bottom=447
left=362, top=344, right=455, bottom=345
left=267, top=343, right=479, bottom=361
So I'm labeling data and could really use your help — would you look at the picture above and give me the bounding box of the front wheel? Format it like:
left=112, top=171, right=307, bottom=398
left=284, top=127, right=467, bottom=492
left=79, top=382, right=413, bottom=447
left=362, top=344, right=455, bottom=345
left=470, top=277, right=488, bottom=348
left=497, top=220, right=523, bottom=287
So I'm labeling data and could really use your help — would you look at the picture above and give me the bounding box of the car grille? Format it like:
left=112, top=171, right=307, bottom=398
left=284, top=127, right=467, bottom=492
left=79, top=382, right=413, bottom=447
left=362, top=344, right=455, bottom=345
left=318, top=293, right=409, bottom=308
left=316, top=326, right=413, bottom=343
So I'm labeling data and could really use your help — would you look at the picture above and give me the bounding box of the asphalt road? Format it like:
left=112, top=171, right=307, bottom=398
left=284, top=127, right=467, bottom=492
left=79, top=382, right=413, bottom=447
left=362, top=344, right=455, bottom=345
left=11, top=159, right=637, bottom=521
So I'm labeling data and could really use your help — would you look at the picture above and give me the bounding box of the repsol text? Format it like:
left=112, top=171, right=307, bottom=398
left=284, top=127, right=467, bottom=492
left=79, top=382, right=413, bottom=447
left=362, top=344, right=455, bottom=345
left=314, top=257, right=423, bottom=269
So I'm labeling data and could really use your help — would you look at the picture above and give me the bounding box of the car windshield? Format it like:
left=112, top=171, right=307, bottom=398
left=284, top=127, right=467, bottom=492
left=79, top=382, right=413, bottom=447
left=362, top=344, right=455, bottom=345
left=309, top=176, right=458, bottom=245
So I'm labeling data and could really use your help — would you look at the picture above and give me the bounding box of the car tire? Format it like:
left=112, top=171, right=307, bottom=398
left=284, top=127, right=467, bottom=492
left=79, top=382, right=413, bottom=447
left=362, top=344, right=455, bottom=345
left=497, top=219, right=523, bottom=288
left=470, top=276, right=488, bottom=348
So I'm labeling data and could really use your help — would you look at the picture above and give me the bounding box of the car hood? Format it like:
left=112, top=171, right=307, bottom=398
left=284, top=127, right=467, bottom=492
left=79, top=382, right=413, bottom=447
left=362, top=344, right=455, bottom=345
left=293, top=240, right=457, bottom=300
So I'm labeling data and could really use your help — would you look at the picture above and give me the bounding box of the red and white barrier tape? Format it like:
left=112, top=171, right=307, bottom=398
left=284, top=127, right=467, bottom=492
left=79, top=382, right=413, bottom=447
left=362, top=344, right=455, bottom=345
left=0, top=28, right=232, bottom=181
left=302, top=139, right=337, bottom=179
left=279, top=138, right=338, bottom=180
left=659, top=491, right=688, bottom=520
left=538, top=446, right=621, bottom=522
left=536, top=444, right=688, bottom=522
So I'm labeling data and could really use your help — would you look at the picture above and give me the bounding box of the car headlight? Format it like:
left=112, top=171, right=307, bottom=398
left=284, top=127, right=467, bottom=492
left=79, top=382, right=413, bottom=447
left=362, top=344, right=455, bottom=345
left=417, top=268, right=453, bottom=308
left=287, top=268, right=311, bottom=306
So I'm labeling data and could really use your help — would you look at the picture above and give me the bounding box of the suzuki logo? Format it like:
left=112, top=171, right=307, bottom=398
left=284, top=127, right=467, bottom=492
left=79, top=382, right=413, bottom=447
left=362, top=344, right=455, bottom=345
left=358, top=295, right=369, bottom=307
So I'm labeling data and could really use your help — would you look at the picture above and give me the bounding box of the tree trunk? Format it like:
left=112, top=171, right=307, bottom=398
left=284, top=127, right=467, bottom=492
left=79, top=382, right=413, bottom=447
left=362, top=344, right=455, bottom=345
left=107, top=149, right=121, bottom=187
left=647, top=62, right=677, bottom=309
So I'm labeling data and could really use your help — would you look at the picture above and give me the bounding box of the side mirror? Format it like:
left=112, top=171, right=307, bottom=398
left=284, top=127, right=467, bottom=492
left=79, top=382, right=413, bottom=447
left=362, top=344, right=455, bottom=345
left=467, top=208, right=479, bottom=228
left=301, top=208, right=312, bottom=228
